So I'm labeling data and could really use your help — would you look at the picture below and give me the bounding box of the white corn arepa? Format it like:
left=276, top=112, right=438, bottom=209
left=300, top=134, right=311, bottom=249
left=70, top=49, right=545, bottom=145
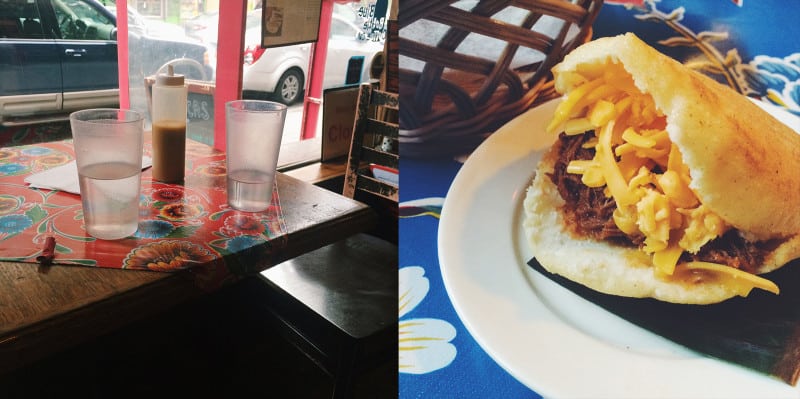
left=552, top=33, right=800, bottom=240
left=523, top=33, right=800, bottom=304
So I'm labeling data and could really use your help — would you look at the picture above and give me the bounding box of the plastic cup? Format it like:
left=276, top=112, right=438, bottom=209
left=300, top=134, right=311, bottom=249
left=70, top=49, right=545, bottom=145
left=225, top=100, right=287, bottom=212
left=70, top=109, right=144, bottom=240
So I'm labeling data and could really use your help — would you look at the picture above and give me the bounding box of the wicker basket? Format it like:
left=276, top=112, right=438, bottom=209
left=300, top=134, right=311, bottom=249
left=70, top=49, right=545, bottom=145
left=399, top=0, right=603, bottom=157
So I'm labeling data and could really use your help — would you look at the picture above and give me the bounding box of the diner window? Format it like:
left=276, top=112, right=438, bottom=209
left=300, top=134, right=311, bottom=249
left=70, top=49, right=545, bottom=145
left=118, top=0, right=389, bottom=168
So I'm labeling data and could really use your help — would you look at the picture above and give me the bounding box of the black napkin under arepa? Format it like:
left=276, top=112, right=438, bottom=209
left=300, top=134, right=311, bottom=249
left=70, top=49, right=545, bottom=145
left=528, top=257, right=800, bottom=385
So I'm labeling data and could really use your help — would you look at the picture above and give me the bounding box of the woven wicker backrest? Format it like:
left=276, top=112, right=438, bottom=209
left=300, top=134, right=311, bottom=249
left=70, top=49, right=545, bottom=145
left=399, top=0, right=603, bottom=157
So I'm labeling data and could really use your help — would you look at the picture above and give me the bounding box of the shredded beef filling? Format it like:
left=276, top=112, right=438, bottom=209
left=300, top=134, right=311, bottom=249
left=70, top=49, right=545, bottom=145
left=548, top=132, right=775, bottom=274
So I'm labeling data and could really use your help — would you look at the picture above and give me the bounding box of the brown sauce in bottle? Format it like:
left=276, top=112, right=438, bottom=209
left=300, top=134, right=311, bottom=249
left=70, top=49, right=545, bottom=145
left=151, top=120, right=186, bottom=183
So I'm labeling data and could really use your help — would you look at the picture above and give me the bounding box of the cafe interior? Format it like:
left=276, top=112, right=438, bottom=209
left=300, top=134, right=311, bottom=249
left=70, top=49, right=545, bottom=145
left=0, top=0, right=398, bottom=397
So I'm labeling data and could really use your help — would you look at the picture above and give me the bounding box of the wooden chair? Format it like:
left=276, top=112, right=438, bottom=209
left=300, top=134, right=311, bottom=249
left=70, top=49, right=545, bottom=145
left=250, top=233, right=397, bottom=398
left=250, top=83, right=399, bottom=398
left=342, top=83, right=399, bottom=243
left=343, top=83, right=399, bottom=202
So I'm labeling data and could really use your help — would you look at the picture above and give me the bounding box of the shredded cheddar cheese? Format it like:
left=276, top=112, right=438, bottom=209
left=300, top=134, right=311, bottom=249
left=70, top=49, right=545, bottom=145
left=652, top=243, right=682, bottom=275
left=681, top=262, right=780, bottom=296
left=551, top=61, right=777, bottom=297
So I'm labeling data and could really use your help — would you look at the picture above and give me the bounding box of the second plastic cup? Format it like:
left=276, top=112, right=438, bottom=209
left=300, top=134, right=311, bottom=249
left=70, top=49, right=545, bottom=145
left=70, top=108, right=144, bottom=240
left=225, top=100, right=287, bottom=212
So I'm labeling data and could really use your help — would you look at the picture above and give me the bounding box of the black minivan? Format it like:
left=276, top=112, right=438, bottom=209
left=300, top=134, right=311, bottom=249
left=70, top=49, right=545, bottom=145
left=0, top=0, right=211, bottom=126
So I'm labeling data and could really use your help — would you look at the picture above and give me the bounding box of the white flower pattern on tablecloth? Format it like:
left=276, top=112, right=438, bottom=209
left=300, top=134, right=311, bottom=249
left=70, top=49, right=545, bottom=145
left=399, top=266, right=457, bottom=374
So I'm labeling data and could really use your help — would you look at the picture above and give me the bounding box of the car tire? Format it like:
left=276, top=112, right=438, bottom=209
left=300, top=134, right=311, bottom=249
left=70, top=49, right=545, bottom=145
left=273, top=69, right=304, bottom=105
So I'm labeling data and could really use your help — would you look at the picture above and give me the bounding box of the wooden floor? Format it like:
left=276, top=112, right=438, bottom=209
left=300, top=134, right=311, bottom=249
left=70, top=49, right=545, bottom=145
left=0, top=279, right=398, bottom=398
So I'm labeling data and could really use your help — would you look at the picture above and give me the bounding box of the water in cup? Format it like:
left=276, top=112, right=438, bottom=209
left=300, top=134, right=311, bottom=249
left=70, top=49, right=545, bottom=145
left=70, top=108, right=144, bottom=240
left=78, top=161, right=141, bottom=240
left=227, top=169, right=274, bottom=212
left=225, top=100, right=286, bottom=213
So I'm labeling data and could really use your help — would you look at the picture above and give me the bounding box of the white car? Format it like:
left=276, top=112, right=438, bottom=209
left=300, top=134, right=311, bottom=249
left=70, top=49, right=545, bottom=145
left=241, top=13, right=384, bottom=104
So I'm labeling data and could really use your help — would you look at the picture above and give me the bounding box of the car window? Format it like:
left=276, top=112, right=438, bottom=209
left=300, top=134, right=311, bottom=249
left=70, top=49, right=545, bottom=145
left=333, top=3, right=357, bottom=23
left=125, top=6, right=147, bottom=36
left=0, top=0, right=46, bottom=39
left=330, top=18, right=357, bottom=40
left=52, top=0, right=114, bottom=40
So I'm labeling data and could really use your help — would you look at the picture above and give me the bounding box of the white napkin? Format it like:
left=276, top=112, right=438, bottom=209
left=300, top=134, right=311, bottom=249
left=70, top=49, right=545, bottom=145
left=25, top=156, right=152, bottom=195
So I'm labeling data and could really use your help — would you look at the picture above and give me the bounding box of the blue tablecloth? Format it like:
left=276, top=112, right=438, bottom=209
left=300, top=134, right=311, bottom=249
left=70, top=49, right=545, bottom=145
left=398, top=158, right=539, bottom=398
left=398, top=1, right=800, bottom=397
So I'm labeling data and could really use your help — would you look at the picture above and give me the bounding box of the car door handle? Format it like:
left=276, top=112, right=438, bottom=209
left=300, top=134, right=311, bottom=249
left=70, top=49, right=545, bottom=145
left=64, top=48, right=87, bottom=57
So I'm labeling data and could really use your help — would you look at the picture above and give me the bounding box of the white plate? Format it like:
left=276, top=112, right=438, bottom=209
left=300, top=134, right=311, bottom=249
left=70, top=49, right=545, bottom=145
left=438, top=98, right=800, bottom=398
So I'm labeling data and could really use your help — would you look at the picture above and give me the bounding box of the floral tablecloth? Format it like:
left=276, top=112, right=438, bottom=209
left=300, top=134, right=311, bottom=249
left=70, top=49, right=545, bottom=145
left=0, top=136, right=286, bottom=285
left=398, top=1, right=800, bottom=397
